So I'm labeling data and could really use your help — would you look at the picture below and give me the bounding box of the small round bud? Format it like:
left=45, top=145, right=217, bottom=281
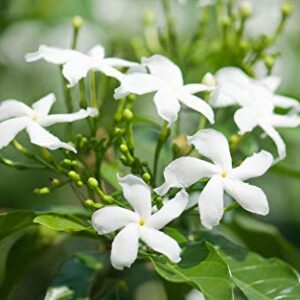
left=79, top=137, right=88, bottom=149
left=120, top=143, right=129, bottom=154
left=263, top=56, right=275, bottom=69
left=230, top=134, right=240, bottom=145
left=127, top=94, right=137, bottom=102
left=240, top=39, right=250, bottom=51
left=50, top=178, right=60, bottom=187
left=72, top=16, right=83, bottom=29
left=281, top=2, right=293, bottom=17
left=35, top=187, right=50, bottom=195
left=172, top=135, right=192, bottom=155
left=201, top=72, right=216, bottom=87
left=123, top=109, right=133, bottom=121
left=88, top=177, right=99, bottom=189
left=68, top=170, right=81, bottom=181
left=239, top=1, right=252, bottom=19
left=76, top=180, right=83, bottom=187
left=220, top=15, right=230, bottom=28
left=85, top=199, right=103, bottom=209
left=143, top=11, right=154, bottom=26
left=142, top=172, right=151, bottom=182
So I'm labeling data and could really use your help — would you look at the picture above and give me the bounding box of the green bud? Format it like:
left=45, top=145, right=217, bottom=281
left=143, top=11, right=154, bottom=26
left=120, top=143, right=129, bottom=153
left=201, top=72, right=216, bottom=87
left=142, top=172, right=151, bottom=182
left=68, top=170, right=81, bottom=181
left=79, top=137, right=88, bottom=149
left=34, top=187, right=50, bottom=195
left=263, top=56, right=275, bottom=69
left=76, top=180, right=83, bottom=187
left=40, top=147, right=54, bottom=163
left=50, top=178, right=60, bottom=186
left=72, top=16, right=83, bottom=29
left=85, top=199, right=103, bottom=209
left=240, top=39, right=250, bottom=51
left=220, top=15, right=230, bottom=28
left=123, top=109, right=133, bottom=121
left=127, top=94, right=137, bottom=102
left=239, top=1, right=252, bottom=19
left=281, top=2, right=293, bottom=17
left=88, top=177, right=99, bottom=189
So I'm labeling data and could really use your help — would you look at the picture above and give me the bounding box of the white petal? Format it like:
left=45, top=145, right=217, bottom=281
left=118, top=174, right=152, bottom=219
left=153, top=89, right=180, bottom=126
left=114, top=73, right=164, bottom=99
left=32, top=93, right=56, bottom=117
left=88, top=44, right=105, bottom=59
left=187, top=129, right=232, bottom=170
left=104, top=57, right=138, bottom=68
left=25, top=45, right=81, bottom=64
left=62, top=59, right=93, bottom=87
left=0, top=100, right=32, bottom=121
left=260, top=76, right=281, bottom=91
left=231, top=150, right=273, bottom=181
left=154, top=157, right=218, bottom=196
left=273, top=95, right=300, bottom=110
left=198, top=176, right=224, bottom=229
left=148, top=189, right=189, bottom=229
left=140, top=227, right=181, bottom=263
left=0, top=117, right=29, bottom=149
left=270, top=114, right=300, bottom=128
left=142, top=54, right=183, bottom=86
left=40, top=107, right=98, bottom=127
left=97, top=64, right=125, bottom=81
left=234, top=107, right=258, bottom=134
left=224, top=179, right=269, bottom=215
left=91, top=206, right=139, bottom=234
left=182, top=83, right=214, bottom=94
left=177, top=92, right=214, bottom=124
left=186, top=289, right=206, bottom=300
left=259, top=122, right=286, bottom=160
left=215, top=67, right=250, bottom=86
left=111, top=224, right=140, bottom=270
left=26, top=121, right=76, bottom=152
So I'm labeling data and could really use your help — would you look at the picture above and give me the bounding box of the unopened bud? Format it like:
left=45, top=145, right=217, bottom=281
left=239, top=1, right=252, bottom=19
left=123, top=109, right=133, bottom=121
left=120, top=143, right=129, bottom=154
left=201, top=72, right=216, bottom=87
left=34, top=187, right=50, bottom=195
left=76, top=180, right=83, bottom=187
left=85, top=199, right=103, bottom=209
left=127, top=94, right=137, bottom=102
left=143, top=11, right=155, bottom=26
left=68, top=170, right=81, bottom=181
left=172, top=135, right=192, bottom=155
left=281, top=2, right=293, bottom=17
left=220, top=15, right=230, bottom=28
left=142, top=172, right=151, bottom=182
left=88, top=177, right=99, bottom=188
left=50, top=178, right=60, bottom=187
left=263, top=56, right=275, bottom=69
left=72, top=16, right=83, bottom=29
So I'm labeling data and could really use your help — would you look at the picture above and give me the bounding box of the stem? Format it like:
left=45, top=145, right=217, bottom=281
left=90, top=71, right=98, bottom=109
left=0, top=155, right=45, bottom=170
left=197, top=92, right=209, bottom=130
left=224, top=202, right=239, bottom=213
left=153, top=121, right=170, bottom=185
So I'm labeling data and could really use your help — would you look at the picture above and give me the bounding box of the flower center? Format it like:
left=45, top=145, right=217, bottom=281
left=220, top=171, right=228, bottom=178
left=31, top=115, right=39, bottom=122
left=139, top=219, right=145, bottom=226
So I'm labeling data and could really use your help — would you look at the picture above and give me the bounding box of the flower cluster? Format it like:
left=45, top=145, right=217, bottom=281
left=1, top=24, right=299, bottom=272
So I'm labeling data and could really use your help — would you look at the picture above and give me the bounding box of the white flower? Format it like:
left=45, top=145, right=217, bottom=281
left=155, top=129, right=273, bottom=229
left=91, top=174, right=188, bottom=270
left=114, top=55, right=215, bottom=126
left=25, top=44, right=137, bottom=88
left=0, top=93, right=97, bottom=152
left=186, top=289, right=206, bottom=300
left=210, top=67, right=300, bottom=159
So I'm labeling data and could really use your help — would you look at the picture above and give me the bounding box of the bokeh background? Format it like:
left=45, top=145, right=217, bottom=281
left=0, top=0, right=299, bottom=298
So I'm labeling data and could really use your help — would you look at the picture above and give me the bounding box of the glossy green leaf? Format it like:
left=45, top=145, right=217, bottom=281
left=33, top=214, right=89, bottom=232
left=149, top=241, right=234, bottom=300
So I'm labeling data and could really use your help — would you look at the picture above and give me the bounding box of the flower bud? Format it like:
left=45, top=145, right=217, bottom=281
left=76, top=180, right=83, bottom=187
left=40, top=147, right=54, bottom=163
left=142, top=172, right=151, bottom=182
left=281, top=2, right=293, bottom=17
left=79, top=137, right=88, bottom=149
left=68, top=170, right=81, bottom=181
left=120, top=143, right=129, bottom=154
left=220, top=15, right=230, bottom=28
left=50, top=178, right=60, bottom=187
left=201, top=72, right=216, bottom=87
left=239, top=1, right=252, bottom=19
left=143, top=11, right=155, bottom=26
left=263, top=56, right=275, bottom=69
left=127, top=94, right=137, bottom=103
left=172, top=135, right=192, bottom=155
left=85, top=199, right=103, bottom=209
left=72, top=16, right=83, bottom=29
left=123, top=109, right=133, bottom=121
left=34, top=187, right=50, bottom=195
left=88, top=177, right=99, bottom=188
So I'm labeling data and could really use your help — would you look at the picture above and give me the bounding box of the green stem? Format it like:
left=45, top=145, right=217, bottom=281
left=90, top=71, right=98, bottom=109
left=197, top=92, right=209, bottom=130
left=224, top=202, right=239, bottom=213
left=0, top=155, right=45, bottom=170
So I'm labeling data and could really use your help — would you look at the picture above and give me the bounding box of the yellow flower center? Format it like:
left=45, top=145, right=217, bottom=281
left=31, top=115, right=38, bottom=122
left=139, top=219, right=145, bottom=226
left=220, top=171, right=228, bottom=178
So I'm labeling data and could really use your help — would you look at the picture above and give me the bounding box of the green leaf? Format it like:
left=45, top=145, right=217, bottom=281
left=149, top=241, right=234, bottom=300
left=101, top=161, right=119, bottom=189
left=211, top=236, right=300, bottom=300
left=44, top=286, right=74, bottom=300
left=163, top=227, right=188, bottom=245
left=33, top=214, right=89, bottom=232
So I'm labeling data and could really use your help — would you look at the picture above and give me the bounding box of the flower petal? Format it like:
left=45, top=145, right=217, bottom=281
left=111, top=223, right=140, bottom=270
left=97, top=64, right=125, bottom=81
left=148, top=189, right=189, bottom=229
left=273, top=95, right=300, bottom=111
left=260, top=76, right=281, bottom=91
left=153, top=89, right=180, bottom=126
left=88, top=44, right=105, bottom=59
left=32, top=93, right=56, bottom=117
left=40, top=107, right=98, bottom=127
left=177, top=92, right=214, bottom=124
left=104, top=57, right=138, bottom=68
left=0, top=100, right=32, bottom=121
left=142, top=54, right=183, bottom=86
left=114, top=73, right=164, bottom=99
left=140, top=227, right=181, bottom=263
left=0, top=117, right=29, bottom=149
left=234, top=107, right=258, bottom=134
left=186, top=289, right=206, bottom=300
left=187, top=129, right=232, bottom=170
left=25, top=45, right=81, bottom=64
left=270, top=114, right=300, bottom=128
left=259, top=122, right=286, bottom=160
left=198, top=176, right=224, bottom=229
left=26, top=121, right=76, bottom=152
left=182, top=83, right=214, bottom=94
left=118, top=174, right=152, bottom=219
left=154, top=157, right=218, bottom=196
left=231, top=150, right=273, bottom=181
left=91, top=206, right=139, bottom=234
left=224, top=179, right=269, bottom=215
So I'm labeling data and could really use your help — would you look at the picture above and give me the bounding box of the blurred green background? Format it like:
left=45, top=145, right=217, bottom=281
left=0, top=0, right=300, bottom=274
